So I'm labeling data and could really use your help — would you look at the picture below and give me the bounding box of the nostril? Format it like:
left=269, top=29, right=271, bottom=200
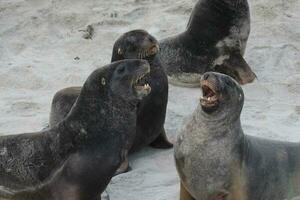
left=203, top=73, right=210, bottom=80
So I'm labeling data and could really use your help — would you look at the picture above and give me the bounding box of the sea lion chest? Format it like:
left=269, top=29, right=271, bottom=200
left=174, top=125, right=241, bottom=199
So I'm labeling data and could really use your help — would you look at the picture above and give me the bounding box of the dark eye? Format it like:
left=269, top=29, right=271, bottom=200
left=117, top=65, right=125, bottom=74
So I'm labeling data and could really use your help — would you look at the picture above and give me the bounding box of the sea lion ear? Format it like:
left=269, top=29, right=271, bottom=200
left=118, top=48, right=123, bottom=55
left=101, top=77, right=106, bottom=86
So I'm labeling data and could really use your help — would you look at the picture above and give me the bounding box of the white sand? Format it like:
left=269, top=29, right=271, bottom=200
left=0, top=0, right=299, bottom=199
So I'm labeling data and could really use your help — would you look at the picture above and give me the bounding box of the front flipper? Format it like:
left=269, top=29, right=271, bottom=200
left=150, top=128, right=173, bottom=149
left=180, top=183, right=195, bottom=200
left=114, top=157, right=131, bottom=176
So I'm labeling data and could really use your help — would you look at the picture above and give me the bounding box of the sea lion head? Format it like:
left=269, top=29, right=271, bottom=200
left=213, top=54, right=257, bottom=86
left=82, top=59, right=151, bottom=103
left=111, top=29, right=159, bottom=62
left=110, top=59, right=151, bottom=101
left=200, top=72, right=244, bottom=119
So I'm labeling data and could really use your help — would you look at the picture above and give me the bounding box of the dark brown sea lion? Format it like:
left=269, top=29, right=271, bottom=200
left=0, top=59, right=151, bottom=200
left=49, top=30, right=172, bottom=174
left=174, top=72, right=300, bottom=200
left=159, top=0, right=257, bottom=87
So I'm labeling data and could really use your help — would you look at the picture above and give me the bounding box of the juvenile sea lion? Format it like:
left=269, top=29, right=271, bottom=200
left=0, top=59, right=151, bottom=200
left=49, top=30, right=172, bottom=174
left=174, top=72, right=300, bottom=200
left=159, top=0, right=256, bottom=87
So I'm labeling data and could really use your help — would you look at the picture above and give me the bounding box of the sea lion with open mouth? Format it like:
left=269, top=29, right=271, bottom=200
left=174, top=72, right=300, bottom=200
left=159, top=0, right=257, bottom=87
left=49, top=30, right=172, bottom=175
left=0, top=59, right=151, bottom=200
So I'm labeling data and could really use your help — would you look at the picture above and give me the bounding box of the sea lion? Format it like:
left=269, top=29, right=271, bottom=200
left=174, top=72, right=300, bottom=200
left=159, top=0, right=257, bottom=87
left=49, top=30, right=172, bottom=174
left=0, top=59, right=152, bottom=200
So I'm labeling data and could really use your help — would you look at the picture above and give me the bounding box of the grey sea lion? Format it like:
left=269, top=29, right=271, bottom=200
left=159, top=0, right=257, bottom=87
left=49, top=30, right=172, bottom=174
left=0, top=59, right=151, bottom=200
left=174, top=72, right=300, bottom=200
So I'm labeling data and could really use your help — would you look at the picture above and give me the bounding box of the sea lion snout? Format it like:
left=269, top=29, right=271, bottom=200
left=200, top=72, right=244, bottom=114
left=139, top=33, right=160, bottom=58
left=238, top=70, right=257, bottom=85
left=200, top=72, right=220, bottom=112
left=110, top=59, right=151, bottom=101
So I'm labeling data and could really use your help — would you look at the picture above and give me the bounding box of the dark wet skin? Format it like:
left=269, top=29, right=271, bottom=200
left=0, top=60, right=151, bottom=200
left=159, top=0, right=257, bottom=87
left=49, top=30, right=173, bottom=175
left=174, top=72, right=300, bottom=200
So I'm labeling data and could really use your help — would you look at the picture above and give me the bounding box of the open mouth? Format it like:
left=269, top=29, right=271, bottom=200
left=133, top=69, right=151, bottom=98
left=200, top=80, right=219, bottom=109
left=138, top=44, right=159, bottom=59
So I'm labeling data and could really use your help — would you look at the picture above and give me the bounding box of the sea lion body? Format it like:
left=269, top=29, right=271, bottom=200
left=111, top=31, right=172, bottom=151
left=159, top=0, right=256, bottom=87
left=130, top=56, right=170, bottom=151
left=174, top=72, right=300, bottom=200
left=0, top=59, right=151, bottom=200
left=49, top=30, right=172, bottom=173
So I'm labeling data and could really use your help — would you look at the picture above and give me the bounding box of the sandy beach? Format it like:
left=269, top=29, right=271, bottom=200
left=0, top=0, right=299, bottom=199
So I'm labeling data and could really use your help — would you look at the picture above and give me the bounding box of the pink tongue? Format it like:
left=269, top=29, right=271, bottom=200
left=207, top=90, right=214, bottom=97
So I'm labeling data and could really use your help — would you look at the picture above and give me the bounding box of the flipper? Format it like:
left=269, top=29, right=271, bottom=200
left=114, top=157, right=131, bottom=176
left=150, top=128, right=173, bottom=149
left=180, top=183, right=195, bottom=200
left=214, top=53, right=256, bottom=85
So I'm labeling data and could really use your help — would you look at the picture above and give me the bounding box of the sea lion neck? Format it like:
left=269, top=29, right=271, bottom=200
left=57, top=85, right=137, bottom=149
left=194, top=104, right=243, bottom=138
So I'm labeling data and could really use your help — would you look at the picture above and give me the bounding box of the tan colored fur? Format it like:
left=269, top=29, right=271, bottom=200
left=229, top=162, right=247, bottom=200
left=292, top=170, right=300, bottom=194
left=180, top=183, right=195, bottom=200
